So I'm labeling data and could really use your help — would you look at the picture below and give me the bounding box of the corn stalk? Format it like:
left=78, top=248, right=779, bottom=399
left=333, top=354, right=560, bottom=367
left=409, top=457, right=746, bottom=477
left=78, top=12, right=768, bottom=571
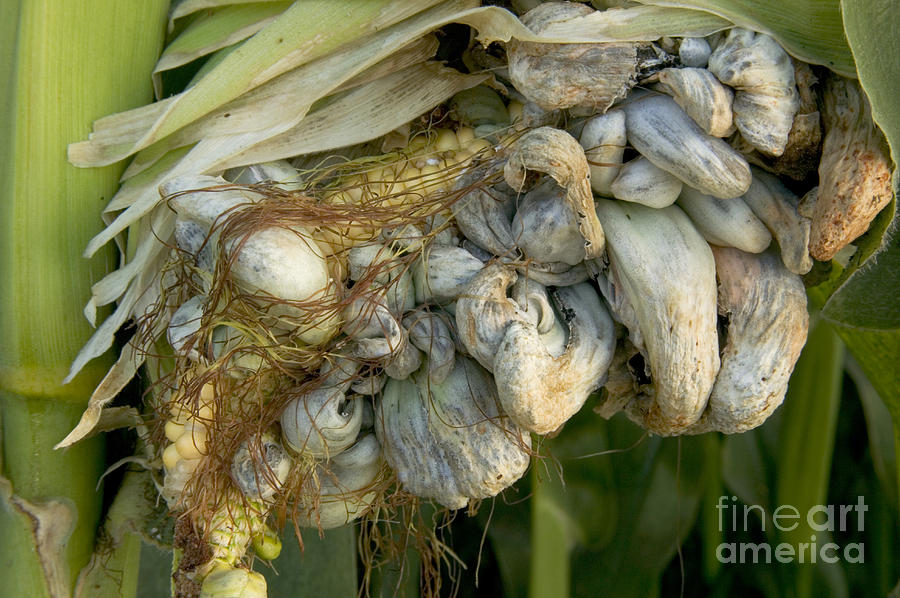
left=0, top=2, right=168, bottom=596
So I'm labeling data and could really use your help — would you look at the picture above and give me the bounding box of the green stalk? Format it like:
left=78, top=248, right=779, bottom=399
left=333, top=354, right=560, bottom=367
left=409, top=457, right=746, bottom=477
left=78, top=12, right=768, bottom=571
left=528, top=465, right=571, bottom=598
left=0, top=2, right=167, bottom=596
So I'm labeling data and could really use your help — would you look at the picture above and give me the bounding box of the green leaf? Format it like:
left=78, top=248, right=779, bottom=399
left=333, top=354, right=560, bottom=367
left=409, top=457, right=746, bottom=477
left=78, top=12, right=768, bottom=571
left=154, top=2, right=292, bottom=75
left=821, top=200, right=898, bottom=330
left=775, top=322, right=844, bottom=598
left=638, top=0, right=855, bottom=76
left=818, top=0, right=900, bottom=330
left=264, top=526, right=357, bottom=597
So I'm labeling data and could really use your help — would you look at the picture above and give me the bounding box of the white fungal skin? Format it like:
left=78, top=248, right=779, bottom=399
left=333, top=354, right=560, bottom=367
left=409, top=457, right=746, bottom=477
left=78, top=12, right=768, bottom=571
left=504, top=127, right=605, bottom=259
left=403, top=309, right=456, bottom=384
left=412, top=245, right=485, bottom=305
left=708, top=28, right=800, bottom=156
left=376, top=355, right=531, bottom=510
left=507, top=3, right=640, bottom=112
left=348, top=243, right=414, bottom=315
left=280, top=358, right=363, bottom=457
left=297, top=433, right=385, bottom=529
left=226, top=159, right=302, bottom=190
left=163, top=174, right=337, bottom=345
left=610, top=157, right=684, bottom=208
left=511, top=179, right=586, bottom=266
left=168, top=295, right=205, bottom=359
left=455, top=263, right=530, bottom=372
left=231, top=431, right=292, bottom=500
left=509, top=277, right=567, bottom=358
left=621, top=94, right=751, bottom=198
left=741, top=167, right=813, bottom=275
left=655, top=67, right=734, bottom=138
left=678, top=37, right=711, bottom=67
left=685, top=248, right=808, bottom=434
left=676, top=186, right=772, bottom=253
left=493, top=282, right=616, bottom=435
left=595, top=200, right=720, bottom=435
left=341, top=298, right=422, bottom=379
left=452, top=163, right=518, bottom=257
left=579, top=109, right=627, bottom=196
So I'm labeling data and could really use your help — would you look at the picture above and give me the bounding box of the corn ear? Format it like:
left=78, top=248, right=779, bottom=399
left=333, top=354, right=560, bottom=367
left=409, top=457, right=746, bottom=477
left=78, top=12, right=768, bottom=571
left=0, top=1, right=167, bottom=596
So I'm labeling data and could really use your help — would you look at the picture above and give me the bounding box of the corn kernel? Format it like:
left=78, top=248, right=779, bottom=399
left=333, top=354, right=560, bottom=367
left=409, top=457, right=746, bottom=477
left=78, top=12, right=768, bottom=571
left=176, top=423, right=208, bottom=459
left=163, top=443, right=181, bottom=471
left=434, top=129, right=460, bottom=154
left=456, top=126, right=475, bottom=146
left=164, top=420, right=185, bottom=442
left=507, top=100, right=524, bottom=123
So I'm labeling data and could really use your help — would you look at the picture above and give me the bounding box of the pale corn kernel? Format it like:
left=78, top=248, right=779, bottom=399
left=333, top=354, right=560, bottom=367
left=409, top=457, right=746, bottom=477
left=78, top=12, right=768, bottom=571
left=200, top=382, right=216, bottom=401
left=456, top=126, right=475, bottom=146
left=180, top=456, right=201, bottom=473
left=407, top=135, right=429, bottom=154
left=452, top=148, right=475, bottom=166
left=465, top=138, right=492, bottom=154
left=176, top=423, right=208, bottom=459
left=508, top=100, right=524, bottom=123
left=165, top=420, right=185, bottom=442
left=420, top=163, right=448, bottom=194
left=163, top=443, right=181, bottom=471
left=434, top=129, right=460, bottom=154
left=197, top=402, right=215, bottom=422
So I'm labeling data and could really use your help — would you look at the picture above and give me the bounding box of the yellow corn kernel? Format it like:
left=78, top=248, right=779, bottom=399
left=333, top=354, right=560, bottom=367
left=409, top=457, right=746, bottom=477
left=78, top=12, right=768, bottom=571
left=165, top=420, right=185, bottom=442
left=163, top=443, right=181, bottom=471
left=456, top=126, right=475, bottom=147
left=176, top=423, right=208, bottom=459
left=465, top=137, right=492, bottom=154
left=419, top=163, right=448, bottom=195
left=433, top=129, right=460, bottom=154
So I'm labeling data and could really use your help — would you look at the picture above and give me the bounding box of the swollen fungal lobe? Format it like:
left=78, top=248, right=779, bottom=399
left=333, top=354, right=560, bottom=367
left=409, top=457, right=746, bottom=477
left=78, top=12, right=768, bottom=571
left=493, top=283, right=616, bottom=435
left=676, top=186, right=772, bottom=253
left=455, top=263, right=529, bottom=372
left=341, top=298, right=421, bottom=379
left=403, top=309, right=456, bottom=384
left=508, top=2, right=640, bottom=112
left=621, top=94, right=751, bottom=198
left=298, top=433, right=385, bottom=529
left=504, top=126, right=605, bottom=259
left=741, top=167, right=813, bottom=275
left=686, top=248, right=808, bottom=434
left=610, top=157, right=683, bottom=209
left=163, top=174, right=337, bottom=344
left=511, top=179, right=586, bottom=266
left=376, top=356, right=531, bottom=510
left=452, top=164, right=518, bottom=257
left=412, top=245, right=485, bottom=305
left=595, top=200, right=719, bottom=435
left=655, top=67, right=734, bottom=138
left=280, top=358, right=362, bottom=456
left=810, top=76, right=893, bottom=261
left=579, top=109, right=626, bottom=196
left=231, top=430, right=291, bottom=500
left=707, top=28, right=800, bottom=156
left=509, top=277, right=567, bottom=358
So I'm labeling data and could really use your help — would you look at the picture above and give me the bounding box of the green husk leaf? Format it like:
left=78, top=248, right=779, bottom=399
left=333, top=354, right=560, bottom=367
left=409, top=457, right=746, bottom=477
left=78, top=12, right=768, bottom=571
left=72, top=0, right=444, bottom=166
left=121, top=32, right=440, bottom=181
left=154, top=2, right=291, bottom=79
left=221, top=61, right=488, bottom=168
left=169, top=0, right=286, bottom=25
left=71, top=1, right=736, bottom=170
left=819, top=0, right=900, bottom=330
left=636, top=0, right=855, bottom=76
